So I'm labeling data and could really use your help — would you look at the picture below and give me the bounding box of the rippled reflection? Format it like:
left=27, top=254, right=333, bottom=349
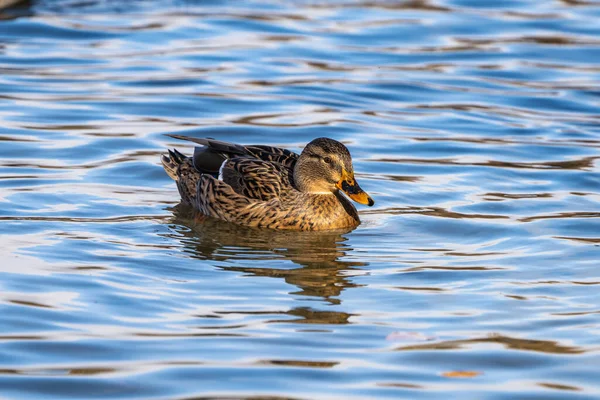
left=170, top=205, right=365, bottom=305
left=395, top=335, right=586, bottom=354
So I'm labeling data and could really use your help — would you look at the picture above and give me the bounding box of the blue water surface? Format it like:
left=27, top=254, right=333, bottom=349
left=0, top=0, right=599, bottom=399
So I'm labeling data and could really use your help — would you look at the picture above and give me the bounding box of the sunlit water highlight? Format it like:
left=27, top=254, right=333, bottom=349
left=0, top=0, right=599, bottom=398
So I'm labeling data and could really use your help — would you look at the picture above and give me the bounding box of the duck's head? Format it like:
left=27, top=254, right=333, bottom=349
left=294, top=137, right=374, bottom=206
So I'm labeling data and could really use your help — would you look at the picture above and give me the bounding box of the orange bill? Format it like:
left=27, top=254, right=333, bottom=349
left=336, top=170, right=374, bottom=206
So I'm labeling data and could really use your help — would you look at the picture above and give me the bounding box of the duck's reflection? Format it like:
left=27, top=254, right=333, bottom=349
left=169, top=205, right=367, bottom=306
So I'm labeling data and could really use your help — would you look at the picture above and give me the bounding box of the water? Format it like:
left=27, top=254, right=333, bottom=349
left=1, top=0, right=599, bottom=398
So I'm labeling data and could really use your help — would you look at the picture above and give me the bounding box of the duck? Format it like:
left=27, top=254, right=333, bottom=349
left=161, top=135, right=374, bottom=231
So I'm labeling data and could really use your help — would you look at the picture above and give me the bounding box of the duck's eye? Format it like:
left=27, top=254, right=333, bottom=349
left=323, top=156, right=333, bottom=165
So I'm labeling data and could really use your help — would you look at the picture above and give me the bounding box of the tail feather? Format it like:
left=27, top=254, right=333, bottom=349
left=161, top=150, right=186, bottom=181
left=169, top=148, right=186, bottom=163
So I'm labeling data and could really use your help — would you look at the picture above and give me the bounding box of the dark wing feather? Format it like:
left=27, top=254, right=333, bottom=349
left=167, top=134, right=299, bottom=169
left=192, top=146, right=227, bottom=176
left=167, top=134, right=247, bottom=155
left=220, top=157, right=293, bottom=201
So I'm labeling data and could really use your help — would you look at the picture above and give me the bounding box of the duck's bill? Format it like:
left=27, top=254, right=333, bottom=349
left=336, top=175, right=374, bottom=206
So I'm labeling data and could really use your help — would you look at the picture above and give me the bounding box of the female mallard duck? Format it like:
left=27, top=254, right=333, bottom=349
left=161, top=135, right=374, bottom=231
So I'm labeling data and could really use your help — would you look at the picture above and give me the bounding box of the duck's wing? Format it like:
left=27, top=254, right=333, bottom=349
left=166, top=135, right=298, bottom=201
left=166, top=134, right=299, bottom=174
left=219, top=157, right=294, bottom=201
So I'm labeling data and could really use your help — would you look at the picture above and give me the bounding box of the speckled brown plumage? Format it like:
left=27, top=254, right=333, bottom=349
left=161, top=135, right=374, bottom=231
